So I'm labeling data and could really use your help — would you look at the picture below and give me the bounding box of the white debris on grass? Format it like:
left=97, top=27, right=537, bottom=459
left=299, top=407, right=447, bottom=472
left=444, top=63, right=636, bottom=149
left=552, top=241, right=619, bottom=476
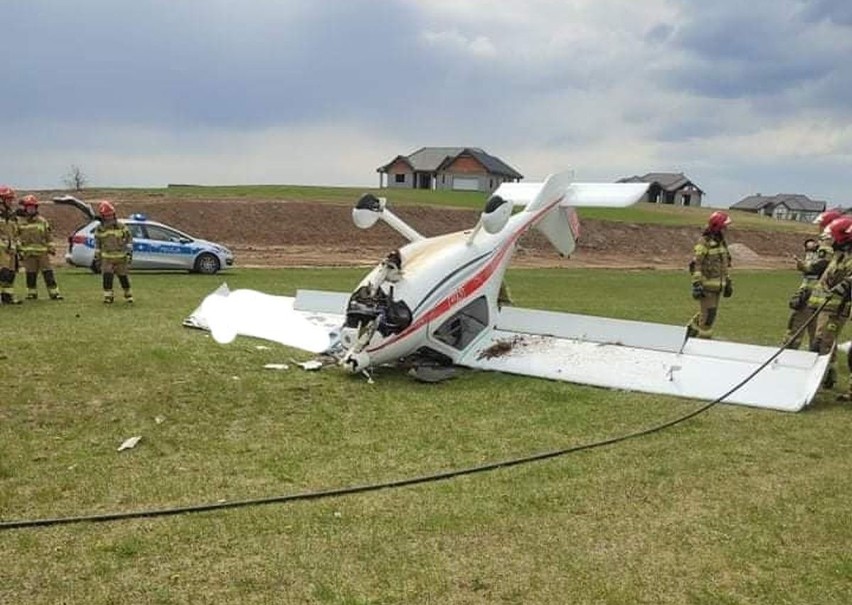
left=263, top=363, right=290, bottom=370
left=293, top=360, right=323, bottom=371
left=117, top=436, right=142, bottom=452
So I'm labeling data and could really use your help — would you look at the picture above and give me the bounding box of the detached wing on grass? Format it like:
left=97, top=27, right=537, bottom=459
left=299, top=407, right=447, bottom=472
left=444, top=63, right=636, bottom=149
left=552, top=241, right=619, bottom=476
left=184, top=284, right=346, bottom=354
left=460, top=307, right=830, bottom=413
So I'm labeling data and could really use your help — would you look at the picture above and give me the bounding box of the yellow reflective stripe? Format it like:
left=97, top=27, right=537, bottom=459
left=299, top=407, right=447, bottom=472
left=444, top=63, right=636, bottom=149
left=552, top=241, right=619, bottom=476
left=96, top=227, right=129, bottom=237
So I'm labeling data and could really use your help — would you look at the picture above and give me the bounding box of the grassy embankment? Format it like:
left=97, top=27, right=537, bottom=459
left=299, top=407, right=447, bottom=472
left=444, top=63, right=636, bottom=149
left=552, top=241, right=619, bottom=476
left=51, top=182, right=816, bottom=233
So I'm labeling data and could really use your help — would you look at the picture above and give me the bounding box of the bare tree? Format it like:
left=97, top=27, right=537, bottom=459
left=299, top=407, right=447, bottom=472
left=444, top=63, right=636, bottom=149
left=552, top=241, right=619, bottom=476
left=63, top=165, right=88, bottom=191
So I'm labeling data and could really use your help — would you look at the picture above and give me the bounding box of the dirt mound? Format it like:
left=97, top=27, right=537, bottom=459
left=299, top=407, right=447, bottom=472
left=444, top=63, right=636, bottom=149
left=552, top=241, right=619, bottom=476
left=39, top=196, right=810, bottom=270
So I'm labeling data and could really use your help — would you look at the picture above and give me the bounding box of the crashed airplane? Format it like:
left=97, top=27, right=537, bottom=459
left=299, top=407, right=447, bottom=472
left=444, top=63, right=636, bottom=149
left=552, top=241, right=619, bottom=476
left=186, top=170, right=830, bottom=412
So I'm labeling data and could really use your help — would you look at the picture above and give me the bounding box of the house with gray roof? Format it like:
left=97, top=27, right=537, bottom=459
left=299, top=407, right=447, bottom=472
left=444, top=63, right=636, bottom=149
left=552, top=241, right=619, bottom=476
left=377, top=147, right=523, bottom=193
left=617, top=172, right=704, bottom=207
left=730, top=193, right=826, bottom=223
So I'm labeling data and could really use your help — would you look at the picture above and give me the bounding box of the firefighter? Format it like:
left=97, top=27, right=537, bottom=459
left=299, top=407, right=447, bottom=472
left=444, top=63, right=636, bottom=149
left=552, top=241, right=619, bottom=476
left=806, top=216, right=852, bottom=391
left=686, top=211, right=733, bottom=339
left=93, top=200, right=134, bottom=303
left=782, top=210, right=840, bottom=348
left=17, top=194, right=62, bottom=300
left=0, top=185, right=22, bottom=304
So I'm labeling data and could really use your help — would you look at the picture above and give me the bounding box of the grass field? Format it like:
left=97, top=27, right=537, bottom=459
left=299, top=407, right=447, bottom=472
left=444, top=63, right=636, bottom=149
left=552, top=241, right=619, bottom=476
left=2, top=266, right=851, bottom=604
left=54, top=183, right=816, bottom=234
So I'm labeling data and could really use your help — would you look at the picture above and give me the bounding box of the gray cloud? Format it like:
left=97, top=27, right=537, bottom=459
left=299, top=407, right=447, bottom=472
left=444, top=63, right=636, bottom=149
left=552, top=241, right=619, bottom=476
left=663, top=2, right=844, bottom=99
left=2, top=0, right=852, bottom=207
left=1, top=0, right=434, bottom=128
left=801, top=0, right=852, bottom=26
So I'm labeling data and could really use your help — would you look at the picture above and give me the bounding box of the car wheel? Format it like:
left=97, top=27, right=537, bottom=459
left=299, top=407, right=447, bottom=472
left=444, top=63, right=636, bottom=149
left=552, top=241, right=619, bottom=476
left=90, top=259, right=101, bottom=274
left=194, top=253, right=220, bottom=275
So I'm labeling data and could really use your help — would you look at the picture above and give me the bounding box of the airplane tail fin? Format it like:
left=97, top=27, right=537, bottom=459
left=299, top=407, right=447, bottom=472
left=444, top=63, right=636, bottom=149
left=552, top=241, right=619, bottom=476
left=534, top=205, right=581, bottom=257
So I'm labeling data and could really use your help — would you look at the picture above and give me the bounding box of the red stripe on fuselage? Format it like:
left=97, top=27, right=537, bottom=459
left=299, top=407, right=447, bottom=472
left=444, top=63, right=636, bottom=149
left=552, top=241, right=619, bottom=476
left=368, top=196, right=564, bottom=354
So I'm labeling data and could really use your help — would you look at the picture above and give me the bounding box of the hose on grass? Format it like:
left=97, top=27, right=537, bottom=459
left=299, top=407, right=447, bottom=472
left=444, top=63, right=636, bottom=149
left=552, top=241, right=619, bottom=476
left=0, top=302, right=828, bottom=531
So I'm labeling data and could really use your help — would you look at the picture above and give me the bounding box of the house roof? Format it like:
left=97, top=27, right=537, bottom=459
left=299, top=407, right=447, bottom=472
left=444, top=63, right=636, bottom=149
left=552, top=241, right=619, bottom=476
left=618, top=172, right=703, bottom=193
left=378, top=147, right=523, bottom=179
left=731, top=194, right=826, bottom=213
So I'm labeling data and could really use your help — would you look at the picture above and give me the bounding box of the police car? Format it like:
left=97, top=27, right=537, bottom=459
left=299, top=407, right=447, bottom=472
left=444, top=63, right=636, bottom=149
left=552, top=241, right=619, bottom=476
left=53, top=195, right=234, bottom=274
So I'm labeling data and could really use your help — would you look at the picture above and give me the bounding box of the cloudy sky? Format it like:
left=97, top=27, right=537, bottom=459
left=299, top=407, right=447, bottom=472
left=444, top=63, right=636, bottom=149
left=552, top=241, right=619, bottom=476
left=2, top=0, right=851, bottom=207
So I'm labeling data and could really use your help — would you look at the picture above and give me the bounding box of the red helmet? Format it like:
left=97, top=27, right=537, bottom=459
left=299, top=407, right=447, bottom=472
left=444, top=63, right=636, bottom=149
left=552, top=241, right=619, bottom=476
left=0, top=185, right=15, bottom=201
left=98, top=200, right=116, bottom=219
left=20, top=194, right=39, bottom=208
left=828, top=217, right=852, bottom=245
left=814, top=209, right=843, bottom=230
left=707, top=211, right=731, bottom=233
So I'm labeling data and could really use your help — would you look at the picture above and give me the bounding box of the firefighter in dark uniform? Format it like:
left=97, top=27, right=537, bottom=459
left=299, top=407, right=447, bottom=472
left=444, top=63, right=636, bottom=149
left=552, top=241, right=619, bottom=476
left=0, top=186, right=22, bottom=305
left=17, top=194, right=63, bottom=300
left=687, top=211, right=732, bottom=339
left=807, top=216, right=852, bottom=391
left=783, top=210, right=840, bottom=348
left=94, top=200, right=134, bottom=304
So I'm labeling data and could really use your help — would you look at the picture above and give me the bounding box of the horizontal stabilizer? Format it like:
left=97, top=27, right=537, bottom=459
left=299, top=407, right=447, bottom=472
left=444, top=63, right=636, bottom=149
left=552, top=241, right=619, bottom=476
left=459, top=307, right=829, bottom=412
left=566, top=182, right=649, bottom=208
left=493, top=180, right=648, bottom=209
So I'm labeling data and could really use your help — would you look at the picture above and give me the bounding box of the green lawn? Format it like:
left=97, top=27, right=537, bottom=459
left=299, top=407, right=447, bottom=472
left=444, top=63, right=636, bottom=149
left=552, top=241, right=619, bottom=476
left=2, top=266, right=850, bottom=604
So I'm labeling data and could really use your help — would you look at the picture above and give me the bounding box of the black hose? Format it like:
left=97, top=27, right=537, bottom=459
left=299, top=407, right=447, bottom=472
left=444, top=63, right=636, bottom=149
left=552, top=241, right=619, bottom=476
left=0, top=302, right=828, bottom=531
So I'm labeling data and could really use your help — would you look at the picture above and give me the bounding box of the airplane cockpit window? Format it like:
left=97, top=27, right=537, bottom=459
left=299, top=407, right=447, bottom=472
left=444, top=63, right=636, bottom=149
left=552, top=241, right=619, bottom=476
left=432, top=296, right=489, bottom=350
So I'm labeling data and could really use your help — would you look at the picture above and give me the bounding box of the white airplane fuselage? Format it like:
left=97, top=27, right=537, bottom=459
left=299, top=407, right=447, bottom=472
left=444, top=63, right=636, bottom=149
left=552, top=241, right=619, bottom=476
left=339, top=196, right=564, bottom=372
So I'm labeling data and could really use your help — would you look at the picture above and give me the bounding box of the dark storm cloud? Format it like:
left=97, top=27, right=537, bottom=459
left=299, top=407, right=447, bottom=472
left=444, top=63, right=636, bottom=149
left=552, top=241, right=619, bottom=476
left=0, top=0, right=435, bottom=128
left=801, top=0, right=852, bottom=26
left=662, top=3, right=840, bottom=99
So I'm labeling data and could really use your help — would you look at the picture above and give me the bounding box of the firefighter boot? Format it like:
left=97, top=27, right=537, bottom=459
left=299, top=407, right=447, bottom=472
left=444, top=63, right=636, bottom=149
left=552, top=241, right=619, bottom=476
left=25, top=271, right=37, bottom=299
left=0, top=269, right=20, bottom=304
left=118, top=275, right=133, bottom=303
left=1, top=292, right=21, bottom=305
left=823, top=366, right=837, bottom=389
left=43, top=270, right=63, bottom=300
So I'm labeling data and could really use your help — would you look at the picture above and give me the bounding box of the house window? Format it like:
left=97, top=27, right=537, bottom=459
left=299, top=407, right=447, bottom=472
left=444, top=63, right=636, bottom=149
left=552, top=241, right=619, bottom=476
left=773, top=206, right=790, bottom=220
left=394, top=173, right=405, bottom=184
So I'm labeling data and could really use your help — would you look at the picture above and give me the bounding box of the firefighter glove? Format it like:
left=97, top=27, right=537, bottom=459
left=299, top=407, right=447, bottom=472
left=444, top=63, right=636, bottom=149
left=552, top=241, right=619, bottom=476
left=830, top=281, right=850, bottom=299
left=723, top=278, right=733, bottom=298
left=691, top=282, right=705, bottom=299
left=789, top=289, right=809, bottom=310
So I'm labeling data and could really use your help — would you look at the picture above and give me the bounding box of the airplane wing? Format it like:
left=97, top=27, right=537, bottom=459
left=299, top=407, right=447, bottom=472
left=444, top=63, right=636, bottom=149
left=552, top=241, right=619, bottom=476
left=457, top=306, right=829, bottom=412
left=187, top=287, right=829, bottom=411
left=184, top=284, right=346, bottom=353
